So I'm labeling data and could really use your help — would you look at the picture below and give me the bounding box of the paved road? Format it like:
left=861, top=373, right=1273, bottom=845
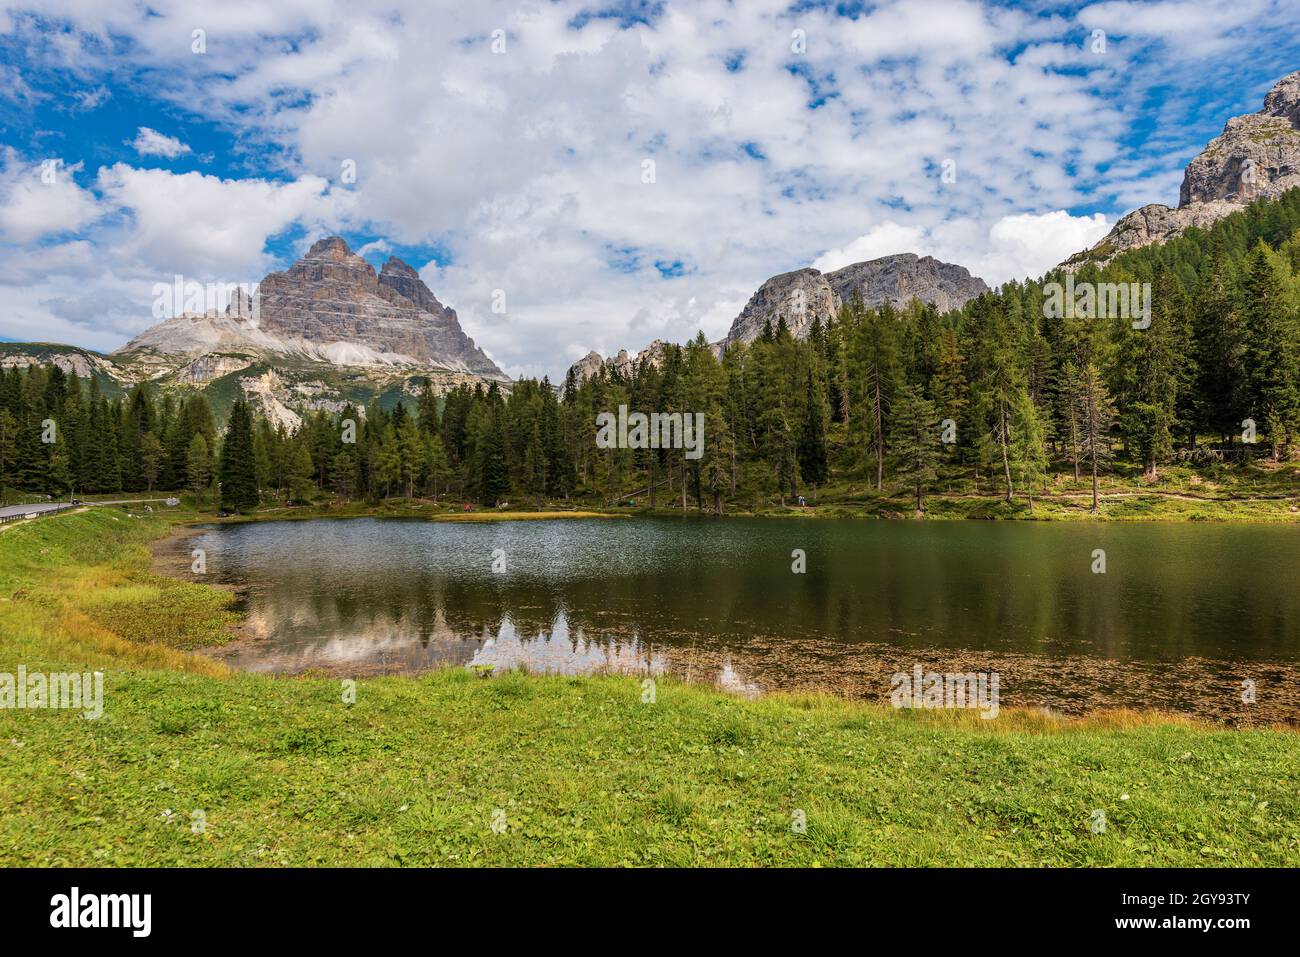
left=0, top=499, right=175, bottom=523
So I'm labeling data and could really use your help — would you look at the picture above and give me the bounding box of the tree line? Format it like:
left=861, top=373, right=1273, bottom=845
left=4, top=187, right=1300, bottom=514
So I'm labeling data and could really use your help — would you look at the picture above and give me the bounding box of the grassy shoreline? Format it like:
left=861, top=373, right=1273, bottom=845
left=161, top=489, right=1300, bottom=525
left=1, top=508, right=1298, bottom=866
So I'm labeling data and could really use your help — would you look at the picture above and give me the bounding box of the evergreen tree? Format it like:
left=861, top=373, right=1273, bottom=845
left=1242, top=241, right=1300, bottom=458
left=140, top=432, right=165, bottom=492
left=331, top=447, right=359, bottom=499
left=847, top=304, right=901, bottom=489
left=1010, top=393, right=1049, bottom=513
left=890, top=385, right=940, bottom=512
left=1075, top=363, right=1116, bottom=513
left=0, top=408, right=16, bottom=501
left=797, top=365, right=829, bottom=501
left=423, top=435, right=452, bottom=501
left=219, top=399, right=259, bottom=512
left=477, top=407, right=510, bottom=506
left=186, top=433, right=211, bottom=505
left=287, top=440, right=316, bottom=504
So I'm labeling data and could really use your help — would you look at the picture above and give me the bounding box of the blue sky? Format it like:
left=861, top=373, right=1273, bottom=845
left=1, top=0, right=1298, bottom=377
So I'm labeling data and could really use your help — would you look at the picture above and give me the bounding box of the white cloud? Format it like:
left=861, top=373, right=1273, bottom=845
left=95, top=164, right=344, bottom=278
left=0, top=153, right=101, bottom=244
left=131, top=127, right=191, bottom=159
left=0, top=0, right=1295, bottom=376
left=982, top=211, right=1113, bottom=280
left=814, top=211, right=1113, bottom=288
left=72, top=86, right=111, bottom=110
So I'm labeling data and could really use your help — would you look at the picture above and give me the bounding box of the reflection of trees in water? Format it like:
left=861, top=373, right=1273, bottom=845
left=234, top=523, right=1300, bottom=666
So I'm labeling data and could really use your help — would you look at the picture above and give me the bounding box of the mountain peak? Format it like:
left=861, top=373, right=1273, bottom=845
left=381, top=254, right=418, bottom=275
left=377, top=255, right=447, bottom=314
left=1263, top=70, right=1300, bottom=120
left=719, top=253, right=988, bottom=348
left=118, top=235, right=508, bottom=381
left=1071, top=67, right=1300, bottom=266
left=306, top=235, right=356, bottom=259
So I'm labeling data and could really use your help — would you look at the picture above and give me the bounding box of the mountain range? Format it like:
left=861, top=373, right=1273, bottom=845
left=570, top=253, right=989, bottom=383
left=1, top=237, right=508, bottom=429
left=1068, top=70, right=1300, bottom=267
left=5, top=70, right=1299, bottom=413
left=573, top=69, right=1300, bottom=382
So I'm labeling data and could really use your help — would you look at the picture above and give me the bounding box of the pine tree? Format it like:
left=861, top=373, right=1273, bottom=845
left=186, top=433, right=211, bottom=505
left=0, top=408, right=16, bottom=501
left=477, top=407, right=510, bottom=506
left=1192, top=247, right=1248, bottom=443
left=398, top=417, right=425, bottom=498
left=797, top=365, right=829, bottom=501
left=931, top=327, right=968, bottom=462
left=890, top=385, right=939, bottom=513
left=140, top=432, right=165, bottom=492
left=423, top=435, right=452, bottom=501
left=523, top=421, right=546, bottom=509
left=219, top=399, right=259, bottom=513
left=1117, top=276, right=1182, bottom=477
left=1242, top=242, right=1300, bottom=458
left=48, top=440, right=72, bottom=496
left=847, top=304, right=901, bottom=489
left=331, top=447, right=359, bottom=500
left=287, top=440, right=316, bottom=504
left=1075, top=362, right=1116, bottom=513
left=1010, top=393, right=1049, bottom=513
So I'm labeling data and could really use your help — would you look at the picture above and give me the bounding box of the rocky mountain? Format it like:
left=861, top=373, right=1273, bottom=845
left=1069, top=70, right=1300, bottom=267
left=721, top=254, right=988, bottom=348
left=569, top=340, right=672, bottom=385
left=1, top=236, right=510, bottom=428
left=569, top=253, right=988, bottom=384
left=0, top=343, right=122, bottom=384
left=118, top=236, right=507, bottom=379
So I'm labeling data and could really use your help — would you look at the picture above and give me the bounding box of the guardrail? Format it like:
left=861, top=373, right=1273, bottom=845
left=0, top=498, right=182, bottom=525
left=0, top=503, right=80, bottom=525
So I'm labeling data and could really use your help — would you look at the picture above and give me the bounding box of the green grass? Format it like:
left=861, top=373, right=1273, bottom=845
left=1, top=508, right=1298, bottom=867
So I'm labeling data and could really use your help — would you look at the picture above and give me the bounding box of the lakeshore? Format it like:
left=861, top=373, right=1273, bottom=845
left=1, top=506, right=1298, bottom=866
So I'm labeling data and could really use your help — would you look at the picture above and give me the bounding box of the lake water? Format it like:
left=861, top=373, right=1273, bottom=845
left=176, top=517, right=1300, bottom=722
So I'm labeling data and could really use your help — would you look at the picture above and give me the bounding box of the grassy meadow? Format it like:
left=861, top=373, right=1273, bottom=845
left=0, top=506, right=1297, bottom=866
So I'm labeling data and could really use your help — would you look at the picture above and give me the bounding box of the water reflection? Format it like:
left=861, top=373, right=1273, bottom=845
left=172, top=516, right=1300, bottom=720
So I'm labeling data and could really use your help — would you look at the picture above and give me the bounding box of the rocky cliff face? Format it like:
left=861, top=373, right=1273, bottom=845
left=725, top=268, right=839, bottom=344
left=3, top=236, right=514, bottom=424
left=720, top=253, right=988, bottom=348
left=1071, top=70, right=1300, bottom=266
left=152, top=236, right=509, bottom=379
left=568, top=253, right=987, bottom=384
left=569, top=340, right=671, bottom=386
left=0, top=345, right=121, bottom=381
